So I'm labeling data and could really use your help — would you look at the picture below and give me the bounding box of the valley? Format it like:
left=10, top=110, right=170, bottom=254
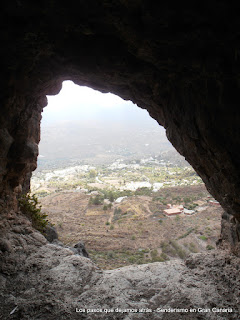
left=32, top=158, right=222, bottom=269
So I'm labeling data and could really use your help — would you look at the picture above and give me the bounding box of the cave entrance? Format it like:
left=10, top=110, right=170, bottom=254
left=31, top=81, right=222, bottom=269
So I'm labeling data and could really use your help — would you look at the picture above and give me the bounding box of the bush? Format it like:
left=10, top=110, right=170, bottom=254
left=185, top=203, right=198, bottom=210
left=183, top=197, right=191, bottom=204
left=88, top=169, right=97, bottom=178
left=169, top=240, right=187, bottom=259
left=105, top=221, right=110, bottom=225
left=206, top=245, right=214, bottom=250
left=113, top=207, right=122, bottom=222
left=107, top=251, right=115, bottom=259
left=188, top=242, right=198, bottom=253
left=103, top=205, right=108, bottom=211
left=160, top=252, right=169, bottom=261
left=135, top=187, right=152, bottom=196
left=199, top=235, right=207, bottom=241
left=150, top=249, right=158, bottom=259
left=150, top=249, right=168, bottom=262
left=89, top=195, right=103, bottom=205
left=114, top=208, right=122, bottom=215
left=160, top=241, right=175, bottom=256
left=19, top=194, right=48, bottom=234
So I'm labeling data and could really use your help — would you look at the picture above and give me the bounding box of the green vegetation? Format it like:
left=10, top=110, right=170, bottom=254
left=135, top=187, right=152, bottom=196
left=150, top=249, right=169, bottom=262
left=88, top=169, right=97, bottom=179
left=169, top=240, right=187, bottom=259
left=113, top=207, right=122, bottom=222
left=160, top=240, right=187, bottom=259
left=31, top=160, right=219, bottom=270
left=89, top=195, right=103, bottom=205
left=199, top=235, right=208, bottom=241
left=178, top=227, right=195, bottom=240
left=89, top=247, right=169, bottom=269
left=206, top=245, right=214, bottom=250
left=32, top=161, right=204, bottom=197
left=19, top=194, right=48, bottom=234
left=188, top=242, right=198, bottom=253
left=185, top=203, right=198, bottom=210
left=34, top=190, right=49, bottom=197
left=184, top=242, right=199, bottom=253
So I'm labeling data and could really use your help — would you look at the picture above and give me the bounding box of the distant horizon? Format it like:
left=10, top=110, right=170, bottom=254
left=37, top=80, right=178, bottom=168
left=42, top=80, right=162, bottom=130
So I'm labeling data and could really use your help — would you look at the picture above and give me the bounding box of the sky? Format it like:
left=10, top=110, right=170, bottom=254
left=42, top=80, right=161, bottom=130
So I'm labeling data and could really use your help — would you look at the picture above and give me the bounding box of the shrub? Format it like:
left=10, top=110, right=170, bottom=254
left=183, top=197, right=191, bottom=204
left=128, top=256, right=137, bottom=263
left=109, top=192, right=114, bottom=202
left=107, top=251, right=115, bottom=259
left=199, top=235, right=207, bottom=241
left=150, top=249, right=158, bottom=259
left=113, top=207, right=122, bottom=222
left=19, top=194, right=48, bottom=234
left=114, top=208, right=122, bottom=215
left=160, top=252, right=169, bottom=261
left=168, top=240, right=187, bottom=259
left=89, top=195, right=103, bottom=205
left=185, top=203, right=198, bottom=210
left=105, top=221, right=110, bottom=225
left=103, top=205, right=108, bottom=211
left=206, top=245, right=214, bottom=250
left=135, top=187, right=152, bottom=196
left=88, top=169, right=97, bottom=178
left=188, top=242, right=198, bottom=253
left=35, top=190, right=49, bottom=197
left=110, top=224, right=114, bottom=230
left=150, top=249, right=168, bottom=262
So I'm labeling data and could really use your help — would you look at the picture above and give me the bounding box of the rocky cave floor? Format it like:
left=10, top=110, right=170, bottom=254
left=0, top=208, right=239, bottom=320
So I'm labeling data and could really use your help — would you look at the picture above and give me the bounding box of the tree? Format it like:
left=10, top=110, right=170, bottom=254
left=88, top=169, right=97, bottom=178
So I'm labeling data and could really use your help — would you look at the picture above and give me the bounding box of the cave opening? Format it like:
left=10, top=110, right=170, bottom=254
left=30, top=81, right=222, bottom=270
left=1, top=2, right=240, bottom=317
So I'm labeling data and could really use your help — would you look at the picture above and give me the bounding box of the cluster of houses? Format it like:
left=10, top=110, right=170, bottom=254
left=163, top=198, right=220, bottom=217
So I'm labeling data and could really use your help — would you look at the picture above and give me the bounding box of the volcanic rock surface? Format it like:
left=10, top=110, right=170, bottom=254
left=0, top=209, right=239, bottom=319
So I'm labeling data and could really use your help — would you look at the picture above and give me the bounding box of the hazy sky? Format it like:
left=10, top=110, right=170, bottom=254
left=42, top=80, right=161, bottom=129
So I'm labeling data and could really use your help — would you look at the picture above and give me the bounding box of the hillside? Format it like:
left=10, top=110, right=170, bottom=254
left=39, top=184, right=222, bottom=269
left=37, top=122, right=187, bottom=170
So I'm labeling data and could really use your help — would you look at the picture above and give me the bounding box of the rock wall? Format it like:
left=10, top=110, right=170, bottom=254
left=0, top=206, right=239, bottom=319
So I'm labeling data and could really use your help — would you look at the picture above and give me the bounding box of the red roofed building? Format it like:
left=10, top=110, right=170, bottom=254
left=163, top=208, right=182, bottom=216
left=163, top=204, right=184, bottom=216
